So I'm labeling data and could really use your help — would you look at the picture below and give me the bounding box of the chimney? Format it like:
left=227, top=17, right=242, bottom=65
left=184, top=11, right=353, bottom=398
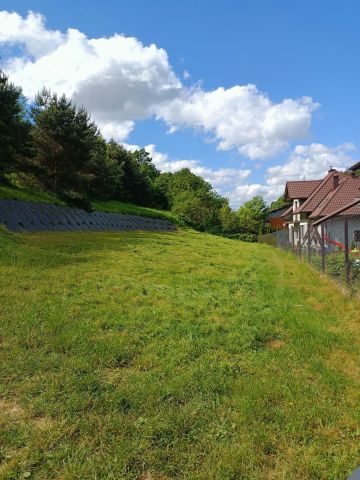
left=333, top=174, right=339, bottom=190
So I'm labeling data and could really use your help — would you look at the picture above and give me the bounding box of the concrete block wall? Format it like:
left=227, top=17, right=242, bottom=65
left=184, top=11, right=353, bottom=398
left=0, top=200, right=175, bottom=233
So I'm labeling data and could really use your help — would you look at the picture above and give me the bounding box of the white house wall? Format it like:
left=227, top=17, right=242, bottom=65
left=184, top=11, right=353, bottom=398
left=288, top=221, right=309, bottom=244
left=325, top=217, right=360, bottom=246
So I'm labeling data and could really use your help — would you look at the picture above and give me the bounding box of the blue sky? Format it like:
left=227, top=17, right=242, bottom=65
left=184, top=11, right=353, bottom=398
left=0, top=0, right=359, bottom=205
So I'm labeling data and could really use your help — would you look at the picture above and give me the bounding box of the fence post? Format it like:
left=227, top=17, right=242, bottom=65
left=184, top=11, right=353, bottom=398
left=344, top=216, right=350, bottom=285
left=307, top=223, right=312, bottom=263
left=320, top=224, right=325, bottom=273
left=291, top=226, right=295, bottom=252
left=298, top=225, right=302, bottom=259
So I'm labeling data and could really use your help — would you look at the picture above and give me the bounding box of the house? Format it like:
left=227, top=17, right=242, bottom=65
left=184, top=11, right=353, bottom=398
left=266, top=205, right=291, bottom=230
left=281, top=169, right=360, bottom=249
left=281, top=178, right=322, bottom=245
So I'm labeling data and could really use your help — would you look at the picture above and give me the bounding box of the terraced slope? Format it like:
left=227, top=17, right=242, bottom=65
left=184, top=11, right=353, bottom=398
left=0, top=184, right=177, bottom=223
left=0, top=200, right=175, bottom=233
left=0, top=229, right=359, bottom=479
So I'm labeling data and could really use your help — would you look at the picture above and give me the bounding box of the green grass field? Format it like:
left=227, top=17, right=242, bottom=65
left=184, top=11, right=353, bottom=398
left=0, top=228, right=359, bottom=479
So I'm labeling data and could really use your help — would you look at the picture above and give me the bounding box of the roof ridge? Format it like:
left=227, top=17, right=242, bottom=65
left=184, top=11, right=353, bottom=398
left=296, top=172, right=334, bottom=213
left=309, top=175, right=352, bottom=218
left=285, top=178, right=322, bottom=200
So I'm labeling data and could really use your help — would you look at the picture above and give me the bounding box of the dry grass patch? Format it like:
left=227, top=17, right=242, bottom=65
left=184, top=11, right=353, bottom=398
left=266, top=339, right=285, bottom=350
left=0, top=399, right=25, bottom=418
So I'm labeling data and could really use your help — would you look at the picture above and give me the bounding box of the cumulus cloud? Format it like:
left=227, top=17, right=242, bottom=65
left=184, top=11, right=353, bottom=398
left=1, top=11, right=181, bottom=141
left=192, top=166, right=251, bottom=189
left=0, top=9, right=318, bottom=154
left=227, top=183, right=284, bottom=207
left=0, top=10, right=64, bottom=57
left=158, top=86, right=317, bottom=159
left=138, top=144, right=199, bottom=172
left=100, top=121, right=135, bottom=142
left=267, top=142, right=356, bottom=186
left=228, top=143, right=358, bottom=207
left=3, top=11, right=351, bottom=208
left=124, top=143, right=251, bottom=195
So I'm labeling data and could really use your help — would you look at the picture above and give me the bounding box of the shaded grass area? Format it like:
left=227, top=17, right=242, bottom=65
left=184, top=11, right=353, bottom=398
left=0, top=184, right=64, bottom=205
left=0, top=229, right=359, bottom=479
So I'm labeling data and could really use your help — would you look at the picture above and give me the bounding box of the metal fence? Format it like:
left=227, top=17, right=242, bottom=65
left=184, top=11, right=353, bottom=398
left=259, top=220, right=360, bottom=292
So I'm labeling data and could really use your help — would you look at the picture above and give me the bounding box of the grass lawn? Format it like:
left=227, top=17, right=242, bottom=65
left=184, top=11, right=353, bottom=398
left=0, top=228, right=359, bottom=479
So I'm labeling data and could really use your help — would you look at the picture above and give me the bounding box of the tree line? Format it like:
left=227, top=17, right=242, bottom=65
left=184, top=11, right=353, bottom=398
left=0, top=70, right=281, bottom=238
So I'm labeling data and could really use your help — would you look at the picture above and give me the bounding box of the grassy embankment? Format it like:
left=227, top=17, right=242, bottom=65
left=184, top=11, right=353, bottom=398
left=0, top=184, right=64, bottom=206
left=0, top=227, right=359, bottom=479
left=0, top=183, right=178, bottom=223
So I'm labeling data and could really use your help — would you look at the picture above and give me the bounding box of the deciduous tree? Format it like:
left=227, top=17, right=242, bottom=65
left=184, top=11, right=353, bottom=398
left=237, top=196, right=268, bottom=236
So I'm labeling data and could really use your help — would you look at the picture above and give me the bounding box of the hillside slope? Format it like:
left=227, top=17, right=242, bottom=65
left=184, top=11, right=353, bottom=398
left=0, top=183, right=178, bottom=223
left=0, top=229, right=359, bottom=479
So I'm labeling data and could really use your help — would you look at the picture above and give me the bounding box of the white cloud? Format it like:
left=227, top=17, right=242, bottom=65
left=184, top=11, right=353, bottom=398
left=142, top=142, right=356, bottom=208
left=3, top=11, right=353, bottom=208
left=0, top=10, right=64, bottom=57
left=228, top=143, right=358, bottom=207
left=100, top=121, right=135, bottom=142
left=227, top=183, right=284, bottom=207
left=139, top=144, right=199, bottom=172
left=124, top=143, right=251, bottom=196
left=2, top=11, right=181, bottom=141
left=192, top=166, right=251, bottom=189
left=0, top=9, right=318, bottom=154
left=159, top=86, right=318, bottom=159
left=267, top=143, right=356, bottom=186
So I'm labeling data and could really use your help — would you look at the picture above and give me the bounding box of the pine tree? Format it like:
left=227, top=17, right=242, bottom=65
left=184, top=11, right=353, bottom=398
left=0, top=70, right=30, bottom=179
left=30, top=89, right=102, bottom=207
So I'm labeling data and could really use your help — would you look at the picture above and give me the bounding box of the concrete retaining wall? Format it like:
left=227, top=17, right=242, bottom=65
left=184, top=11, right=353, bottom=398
left=0, top=200, right=175, bottom=233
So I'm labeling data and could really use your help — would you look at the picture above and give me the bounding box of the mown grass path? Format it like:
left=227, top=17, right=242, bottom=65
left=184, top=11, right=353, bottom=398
left=0, top=229, right=359, bottom=479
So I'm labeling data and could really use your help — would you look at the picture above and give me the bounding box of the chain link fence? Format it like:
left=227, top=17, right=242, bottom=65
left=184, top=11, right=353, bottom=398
left=259, top=220, right=360, bottom=292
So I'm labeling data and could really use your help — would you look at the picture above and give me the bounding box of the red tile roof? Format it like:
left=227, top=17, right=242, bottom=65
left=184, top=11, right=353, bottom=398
left=284, top=180, right=322, bottom=200
left=295, top=171, right=347, bottom=214
left=309, top=175, right=360, bottom=218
